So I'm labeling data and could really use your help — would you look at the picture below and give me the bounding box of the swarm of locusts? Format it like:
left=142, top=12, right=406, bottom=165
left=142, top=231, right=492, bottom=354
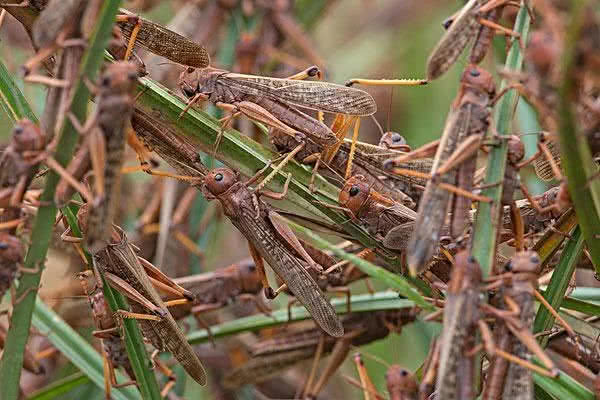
left=0, top=0, right=600, bottom=398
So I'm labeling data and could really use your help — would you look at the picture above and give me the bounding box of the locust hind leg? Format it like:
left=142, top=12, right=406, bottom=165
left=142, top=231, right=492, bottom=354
left=247, top=242, right=275, bottom=300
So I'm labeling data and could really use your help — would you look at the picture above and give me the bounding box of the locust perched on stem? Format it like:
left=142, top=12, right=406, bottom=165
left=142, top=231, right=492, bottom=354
left=426, top=0, right=522, bottom=80
left=392, top=65, right=496, bottom=276
left=77, top=270, right=137, bottom=398
left=433, top=250, right=483, bottom=400
left=224, top=309, right=417, bottom=394
left=70, top=205, right=208, bottom=386
left=62, top=61, right=138, bottom=254
left=178, top=66, right=377, bottom=154
left=482, top=250, right=572, bottom=399
left=338, top=175, right=418, bottom=252
left=168, top=258, right=268, bottom=320
left=116, top=8, right=210, bottom=68
left=202, top=167, right=344, bottom=337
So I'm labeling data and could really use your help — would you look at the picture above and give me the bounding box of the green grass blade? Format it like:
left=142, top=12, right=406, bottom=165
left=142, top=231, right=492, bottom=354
left=534, top=366, right=595, bottom=400
left=534, top=227, right=584, bottom=346
left=28, top=373, right=90, bottom=400
left=556, top=296, right=600, bottom=315
left=556, top=0, right=600, bottom=272
left=563, top=287, right=600, bottom=301
left=0, top=2, right=124, bottom=398
left=187, top=292, right=416, bottom=344
left=0, top=59, right=37, bottom=122
left=31, top=300, right=139, bottom=400
left=471, top=3, right=531, bottom=276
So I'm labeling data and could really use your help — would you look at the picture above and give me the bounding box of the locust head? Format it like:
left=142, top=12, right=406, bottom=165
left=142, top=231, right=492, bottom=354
left=0, top=233, right=24, bottom=264
left=99, top=61, right=138, bottom=96
left=202, top=168, right=239, bottom=199
left=238, top=260, right=263, bottom=293
left=505, top=250, right=540, bottom=285
left=385, top=365, right=418, bottom=398
left=339, top=175, right=371, bottom=217
left=179, top=67, right=200, bottom=99
left=379, top=131, right=411, bottom=151
left=460, top=65, right=496, bottom=100
left=449, top=251, right=482, bottom=293
left=11, top=119, right=45, bottom=155
left=506, top=135, right=525, bottom=164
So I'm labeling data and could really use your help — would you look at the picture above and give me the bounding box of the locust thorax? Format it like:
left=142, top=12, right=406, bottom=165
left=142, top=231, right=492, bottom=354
left=11, top=119, right=45, bottom=154
left=99, top=61, right=138, bottom=95
left=0, top=233, right=24, bottom=263
left=203, top=168, right=239, bottom=197
left=448, top=250, right=482, bottom=294
left=460, top=64, right=496, bottom=100
left=339, top=175, right=371, bottom=216
left=379, top=132, right=411, bottom=151
left=385, top=365, right=418, bottom=398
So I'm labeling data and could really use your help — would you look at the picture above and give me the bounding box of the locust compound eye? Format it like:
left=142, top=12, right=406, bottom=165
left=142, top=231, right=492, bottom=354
left=467, top=255, right=476, bottom=264
left=187, top=67, right=195, bottom=73
left=127, top=71, right=138, bottom=80
left=0, top=243, right=8, bottom=250
left=400, top=369, right=409, bottom=376
left=530, top=254, right=540, bottom=264
left=204, top=168, right=236, bottom=196
left=13, top=125, right=23, bottom=135
left=349, top=185, right=360, bottom=197
left=247, top=263, right=256, bottom=272
left=469, top=68, right=480, bottom=77
left=182, top=85, right=196, bottom=98
left=505, top=261, right=513, bottom=271
left=391, top=133, right=405, bottom=144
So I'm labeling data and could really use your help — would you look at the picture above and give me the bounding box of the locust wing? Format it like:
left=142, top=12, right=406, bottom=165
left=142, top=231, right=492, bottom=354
left=220, top=73, right=377, bottom=116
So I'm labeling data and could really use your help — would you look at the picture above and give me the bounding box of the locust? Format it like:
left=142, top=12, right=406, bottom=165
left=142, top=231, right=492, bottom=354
left=178, top=66, right=377, bottom=152
left=116, top=8, right=210, bottom=68
left=393, top=65, right=496, bottom=275
left=77, top=270, right=137, bottom=397
left=433, top=250, right=483, bottom=400
left=70, top=205, right=208, bottom=386
left=168, top=257, right=268, bottom=320
left=482, top=250, right=571, bottom=399
left=338, top=175, right=418, bottom=252
left=62, top=61, right=138, bottom=254
left=201, top=167, right=344, bottom=337
left=224, top=309, right=417, bottom=395
left=0, top=119, right=45, bottom=230
left=426, top=0, right=521, bottom=80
